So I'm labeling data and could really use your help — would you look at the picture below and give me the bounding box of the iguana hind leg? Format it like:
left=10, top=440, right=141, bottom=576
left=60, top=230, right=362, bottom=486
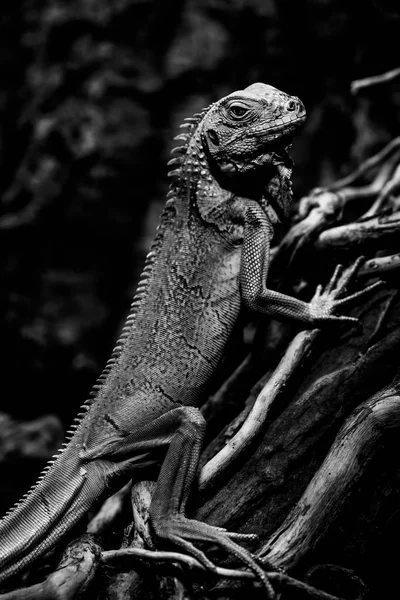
left=81, top=406, right=274, bottom=596
left=146, top=407, right=275, bottom=597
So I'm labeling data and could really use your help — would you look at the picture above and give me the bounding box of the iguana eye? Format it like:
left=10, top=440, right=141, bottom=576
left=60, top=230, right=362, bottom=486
left=229, top=104, right=249, bottom=119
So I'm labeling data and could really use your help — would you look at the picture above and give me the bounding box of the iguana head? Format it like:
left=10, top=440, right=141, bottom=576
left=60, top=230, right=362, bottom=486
left=199, top=82, right=306, bottom=220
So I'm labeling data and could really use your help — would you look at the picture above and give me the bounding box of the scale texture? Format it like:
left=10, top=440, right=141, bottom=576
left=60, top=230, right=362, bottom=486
left=0, top=82, right=311, bottom=587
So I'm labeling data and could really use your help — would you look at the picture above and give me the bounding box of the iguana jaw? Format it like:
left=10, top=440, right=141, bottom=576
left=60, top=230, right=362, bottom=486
left=252, top=114, right=306, bottom=147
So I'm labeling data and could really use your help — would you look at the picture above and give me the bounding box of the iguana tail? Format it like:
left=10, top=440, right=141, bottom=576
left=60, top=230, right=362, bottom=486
left=0, top=446, right=105, bottom=584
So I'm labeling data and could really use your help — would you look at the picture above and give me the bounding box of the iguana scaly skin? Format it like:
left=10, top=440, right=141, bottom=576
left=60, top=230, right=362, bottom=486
left=0, top=83, right=365, bottom=591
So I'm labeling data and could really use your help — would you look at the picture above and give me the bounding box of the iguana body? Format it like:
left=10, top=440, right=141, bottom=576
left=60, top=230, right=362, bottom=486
left=0, top=83, right=364, bottom=591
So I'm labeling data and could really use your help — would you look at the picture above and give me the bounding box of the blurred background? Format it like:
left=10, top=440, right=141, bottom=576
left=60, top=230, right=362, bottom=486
left=0, top=0, right=400, bottom=511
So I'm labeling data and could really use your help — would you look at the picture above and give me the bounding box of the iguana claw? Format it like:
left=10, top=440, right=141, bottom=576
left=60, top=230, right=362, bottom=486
left=308, top=257, right=384, bottom=327
left=152, top=515, right=275, bottom=597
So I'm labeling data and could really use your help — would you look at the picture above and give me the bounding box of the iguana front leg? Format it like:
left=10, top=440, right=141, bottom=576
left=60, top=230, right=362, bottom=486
left=241, top=201, right=381, bottom=325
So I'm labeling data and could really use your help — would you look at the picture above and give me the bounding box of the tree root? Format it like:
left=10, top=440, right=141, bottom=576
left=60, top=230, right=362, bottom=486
left=259, top=382, right=400, bottom=570
left=0, top=535, right=101, bottom=600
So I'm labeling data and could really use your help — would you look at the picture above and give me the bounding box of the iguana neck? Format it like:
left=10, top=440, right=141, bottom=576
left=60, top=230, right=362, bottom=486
left=168, top=133, right=243, bottom=242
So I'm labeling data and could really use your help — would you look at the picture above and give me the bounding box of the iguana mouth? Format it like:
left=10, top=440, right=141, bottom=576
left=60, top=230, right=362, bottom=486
left=260, top=115, right=306, bottom=139
left=225, top=115, right=305, bottom=154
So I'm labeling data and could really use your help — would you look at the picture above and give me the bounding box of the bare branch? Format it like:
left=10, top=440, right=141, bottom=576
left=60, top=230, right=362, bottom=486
left=199, top=329, right=319, bottom=491
left=316, top=213, right=400, bottom=250
left=351, top=67, right=400, bottom=94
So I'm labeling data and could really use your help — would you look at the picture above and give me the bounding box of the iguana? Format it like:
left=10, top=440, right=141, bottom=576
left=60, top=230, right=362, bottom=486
left=0, top=83, right=377, bottom=596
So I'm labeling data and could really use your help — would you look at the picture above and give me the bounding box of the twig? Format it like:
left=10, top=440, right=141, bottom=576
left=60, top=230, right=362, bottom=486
left=198, top=328, right=319, bottom=491
left=357, top=253, right=400, bottom=277
left=361, top=163, right=400, bottom=218
left=351, top=67, right=400, bottom=94
left=316, top=213, right=400, bottom=250
left=276, top=189, right=345, bottom=270
left=99, top=481, right=157, bottom=599
left=329, top=138, right=400, bottom=190
left=101, top=548, right=350, bottom=600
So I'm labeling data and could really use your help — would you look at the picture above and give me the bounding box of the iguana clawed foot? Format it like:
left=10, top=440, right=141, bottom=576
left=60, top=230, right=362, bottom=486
left=307, top=257, right=384, bottom=327
left=151, top=514, right=276, bottom=597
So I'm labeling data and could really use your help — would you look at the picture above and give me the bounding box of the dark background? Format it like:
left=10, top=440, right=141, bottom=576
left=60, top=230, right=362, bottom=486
left=0, top=0, right=399, bottom=510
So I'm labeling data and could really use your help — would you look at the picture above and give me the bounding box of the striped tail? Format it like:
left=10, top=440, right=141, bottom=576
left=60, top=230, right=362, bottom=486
left=0, top=446, right=105, bottom=583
